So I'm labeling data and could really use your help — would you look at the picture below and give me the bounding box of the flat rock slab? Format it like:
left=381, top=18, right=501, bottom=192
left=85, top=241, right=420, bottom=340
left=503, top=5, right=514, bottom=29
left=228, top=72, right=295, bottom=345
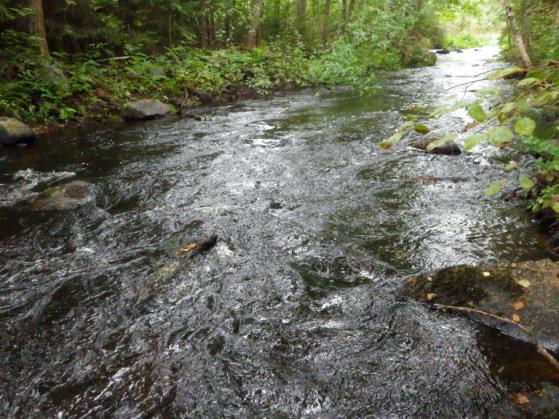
left=0, top=117, right=36, bottom=147
left=31, top=180, right=96, bottom=211
left=123, top=99, right=173, bottom=120
left=401, top=260, right=559, bottom=352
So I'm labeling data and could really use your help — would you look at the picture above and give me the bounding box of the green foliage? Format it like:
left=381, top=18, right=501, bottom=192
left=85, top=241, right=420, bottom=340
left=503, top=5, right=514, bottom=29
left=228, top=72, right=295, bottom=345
left=520, top=178, right=535, bottom=192
left=514, top=117, right=536, bottom=137
left=467, top=102, right=487, bottom=123
left=464, top=134, right=485, bottom=151
left=484, top=180, right=505, bottom=197
left=487, top=126, right=514, bottom=147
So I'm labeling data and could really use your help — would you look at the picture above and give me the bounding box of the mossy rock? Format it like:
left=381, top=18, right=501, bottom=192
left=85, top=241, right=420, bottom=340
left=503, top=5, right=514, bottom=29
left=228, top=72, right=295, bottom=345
left=31, top=181, right=96, bottom=211
left=402, top=260, right=559, bottom=352
left=410, top=137, right=461, bottom=155
left=0, top=117, right=36, bottom=147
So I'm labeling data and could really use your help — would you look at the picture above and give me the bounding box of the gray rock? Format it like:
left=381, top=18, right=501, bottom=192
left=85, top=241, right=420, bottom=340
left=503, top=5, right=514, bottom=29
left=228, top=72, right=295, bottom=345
left=123, top=99, right=173, bottom=120
left=0, top=117, right=36, bottom=147
left=38, top=64, right=70, bottom=96
left=30, top=181, right=96, bottom=211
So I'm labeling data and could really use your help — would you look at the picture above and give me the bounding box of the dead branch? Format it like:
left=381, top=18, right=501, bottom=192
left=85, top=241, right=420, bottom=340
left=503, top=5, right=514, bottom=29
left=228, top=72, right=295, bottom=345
left=97, top=56, right=131, bottom=63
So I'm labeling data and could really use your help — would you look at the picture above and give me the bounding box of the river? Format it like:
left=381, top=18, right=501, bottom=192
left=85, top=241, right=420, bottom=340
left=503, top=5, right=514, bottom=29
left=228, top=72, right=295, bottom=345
left=1, top=46, right=557, bottom=417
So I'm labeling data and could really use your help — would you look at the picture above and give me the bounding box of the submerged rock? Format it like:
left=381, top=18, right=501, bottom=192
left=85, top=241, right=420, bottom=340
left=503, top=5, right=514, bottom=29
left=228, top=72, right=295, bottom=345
left=410, top=137, right=462, bottom=155
left=123, top=99, right=173, bottom=120
left=31, top=181, right=96, bottom=211
left=0, top=117, right=36, bottom=147
left=402, top=260, right=559, bottom=352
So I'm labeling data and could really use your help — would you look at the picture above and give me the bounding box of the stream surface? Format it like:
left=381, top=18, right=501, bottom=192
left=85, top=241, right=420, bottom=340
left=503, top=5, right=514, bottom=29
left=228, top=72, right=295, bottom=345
left=1, top=46, right=558, bottom=418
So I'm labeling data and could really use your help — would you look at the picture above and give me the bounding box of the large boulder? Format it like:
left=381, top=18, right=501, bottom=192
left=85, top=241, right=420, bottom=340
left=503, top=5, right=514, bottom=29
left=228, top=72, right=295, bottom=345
left=123, top=99, right=173, bottom=120
left=401, top=260, right=559, bottom=352
left=0, top=117, right=36, bottom=147
left=31, top=180, right=96, bottom=211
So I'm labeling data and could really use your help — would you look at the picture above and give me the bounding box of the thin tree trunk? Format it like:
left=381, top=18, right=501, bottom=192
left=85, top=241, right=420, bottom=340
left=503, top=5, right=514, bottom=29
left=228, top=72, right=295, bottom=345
left=502, top=0, right=533, bottom=68
left=340, top=0, right=347, bottom=30
left=296, top=0, right=307, bottom=38
left=322, top=0, right=331, bottom=46
left=29, top=0, right=49, bottom=58
left=347, top=0, right=356, bottom=21
left=245, top=0, right=263, bottom=48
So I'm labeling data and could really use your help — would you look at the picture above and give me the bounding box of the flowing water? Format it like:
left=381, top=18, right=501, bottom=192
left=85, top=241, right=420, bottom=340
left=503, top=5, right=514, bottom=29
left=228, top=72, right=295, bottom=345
left=1, top=47, right=557, bottom=418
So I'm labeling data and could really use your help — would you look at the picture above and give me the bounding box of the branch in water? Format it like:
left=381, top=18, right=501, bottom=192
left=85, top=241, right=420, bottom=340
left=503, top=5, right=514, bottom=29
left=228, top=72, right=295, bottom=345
left=432, top=303, right=559, bottom=373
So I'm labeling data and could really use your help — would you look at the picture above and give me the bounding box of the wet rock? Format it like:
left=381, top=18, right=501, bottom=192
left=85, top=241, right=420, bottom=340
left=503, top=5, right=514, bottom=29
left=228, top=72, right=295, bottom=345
left=0, top=117, right=36, bottom=147
left=38, top=64, right=70, bottom=96
left=402, top=260, right=559, bottom=351
left=410, top=138, right=462, bottom=155
left=269, top=201, right=283, bottom=210
left=123, top=99, right=173, bottom=120
left=403, top=49, right=437, bottom=68
left=436, top=49, right=451, bottom=55
left=30, top=181, right=96, bottom=211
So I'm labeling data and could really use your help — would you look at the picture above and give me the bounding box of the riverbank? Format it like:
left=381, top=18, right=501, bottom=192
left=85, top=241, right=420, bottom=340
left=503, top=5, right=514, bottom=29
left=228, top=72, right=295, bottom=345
left=0, top=42, right=443, bottom=138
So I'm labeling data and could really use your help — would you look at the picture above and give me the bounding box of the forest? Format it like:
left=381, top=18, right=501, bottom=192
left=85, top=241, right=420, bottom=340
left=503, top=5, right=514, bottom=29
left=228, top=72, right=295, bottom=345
left=4, top=1, right=559, bottom=418
left=1, top=0, right=551, bottom=125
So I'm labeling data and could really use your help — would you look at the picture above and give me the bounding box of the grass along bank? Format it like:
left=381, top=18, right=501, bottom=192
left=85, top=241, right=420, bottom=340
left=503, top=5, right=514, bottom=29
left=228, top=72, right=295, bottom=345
left=0, top=40, right=440, bottom=133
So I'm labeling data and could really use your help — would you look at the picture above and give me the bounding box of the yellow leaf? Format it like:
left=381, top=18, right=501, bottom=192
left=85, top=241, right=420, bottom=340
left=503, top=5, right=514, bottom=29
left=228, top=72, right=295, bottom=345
left=426, top=293, right=437, bottom=301
left=517, top=280, right=531, bottom=288
left=513, top=393, right=529, bottom=405
left=512, top=314, right=521, bottom=322
left=482, top=271, right=491, bottom=277
left=513, top=301, right=525, bottom=311
left=175, top=243, right=198, bottom=257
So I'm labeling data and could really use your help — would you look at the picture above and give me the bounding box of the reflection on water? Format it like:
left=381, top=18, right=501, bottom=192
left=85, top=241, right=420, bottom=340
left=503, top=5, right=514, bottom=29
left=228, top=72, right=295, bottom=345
left=0, top=47, right=555, bottom=417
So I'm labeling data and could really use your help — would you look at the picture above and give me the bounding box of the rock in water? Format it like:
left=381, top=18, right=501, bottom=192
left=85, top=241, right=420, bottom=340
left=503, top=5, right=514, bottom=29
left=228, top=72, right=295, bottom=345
left=0, top=117, right=36, bottom=147
left=401, top=260, right=559, bottom=352
left=122, top=99, right=173, bottom=120
left=410, top=138, right=462, bottom=155
left=31, top=181, right=96, bottom=211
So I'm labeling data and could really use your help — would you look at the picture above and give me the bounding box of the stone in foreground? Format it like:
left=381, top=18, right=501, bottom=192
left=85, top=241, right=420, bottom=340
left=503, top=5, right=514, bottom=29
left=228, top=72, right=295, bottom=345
left=31, top=181, right=96, bottom=211
left=0, top=117, right=36, bottom=147
left=402, top=260, right=559, bottom=352
left=123, top=99, right=173, bottom=120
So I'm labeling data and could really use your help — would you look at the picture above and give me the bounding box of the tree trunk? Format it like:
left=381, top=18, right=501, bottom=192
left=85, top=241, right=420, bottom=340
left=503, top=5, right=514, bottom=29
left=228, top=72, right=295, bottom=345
left=29, top=0, right=49, bottom=58
left=347, top=0, right=356, bottom=21
left=245, top=0, right=263, bottom=48
left=340, top=0, right=347, bottom=29
left=296, top=0, right=307, bottom=38
left=321, top=0, right=331, bottom=46
left=502, top=0, right=533, bottom=68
